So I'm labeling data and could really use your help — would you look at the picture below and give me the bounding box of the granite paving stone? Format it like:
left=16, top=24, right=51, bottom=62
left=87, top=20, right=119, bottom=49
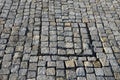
left=0, top=0, right=120, bottom=79
left=76, top=68, right=85, bottom=77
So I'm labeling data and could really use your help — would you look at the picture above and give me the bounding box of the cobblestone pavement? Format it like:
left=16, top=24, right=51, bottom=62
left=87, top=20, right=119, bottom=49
left=0, top=0, right=120, bottom=80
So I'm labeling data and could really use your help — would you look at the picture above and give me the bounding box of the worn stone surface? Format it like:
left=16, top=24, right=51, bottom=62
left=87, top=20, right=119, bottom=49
left=0, top=0, right=120, bottom=79
left=46, top=68, right=55, bottom=76
left=65, top=60, right=75, bottom=68
left=76, top=68, right=85, bottom=77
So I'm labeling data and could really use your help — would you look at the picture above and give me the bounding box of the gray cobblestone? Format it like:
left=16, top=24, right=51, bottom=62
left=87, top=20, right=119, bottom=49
left=29, top=63, right=37, bottom=70
left=2, top=61, right=11, bottom=68
left=47, top=61, right=56, bottom=67
left=76, top=68, right=85, bottom=77
left=66, top=70, right=76, bottom=79
left=38, top=61, right=46, bottom=67
left=11, top=65, right=19, bottom=73
left=29, top=56, right=38, bottom=62
left=95, top=68, right=104, bottom=76
left=56, top=61, right=65, bottom=69
left=56, top=70, right=65, bottom=77
left=96, top=77, right=105, bottom=80
left=27, top=71, right=36, bottom=79
left=3, top=54, right=12, bottom=61
left=13, top=52, right=22, bottom=59
left=22, top=54, right=30, bottom=61
left=87, top=74, right=96, bottom=80
left=103, top=67, right=113, bottom=76
left=9, top=74, right=18, bottom=80
left=0, top=45, right=6, bottom=50
left=1, top=33, right=9, bottom=38
left=46, top=68, right=55, bottom=76
left=0, top=0, right=120, bottom=79
left=5, top=47, right=14, bottom=54
left=37, top=75, right=47, bottom=80
left=0, top=75, right=8, bottom=80
left=0, top=69, right=10, bottom=75
left=85, top=68, right=94, bottom=74
left=105, top=77, right=115, bottom=80
left=19, top=69, right=27, bottom=75
left=38, top=67, right=46, bottom=75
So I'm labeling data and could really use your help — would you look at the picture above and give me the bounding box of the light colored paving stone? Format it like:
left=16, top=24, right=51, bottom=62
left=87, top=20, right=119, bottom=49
left=0, top=0, right=120, bottom=79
